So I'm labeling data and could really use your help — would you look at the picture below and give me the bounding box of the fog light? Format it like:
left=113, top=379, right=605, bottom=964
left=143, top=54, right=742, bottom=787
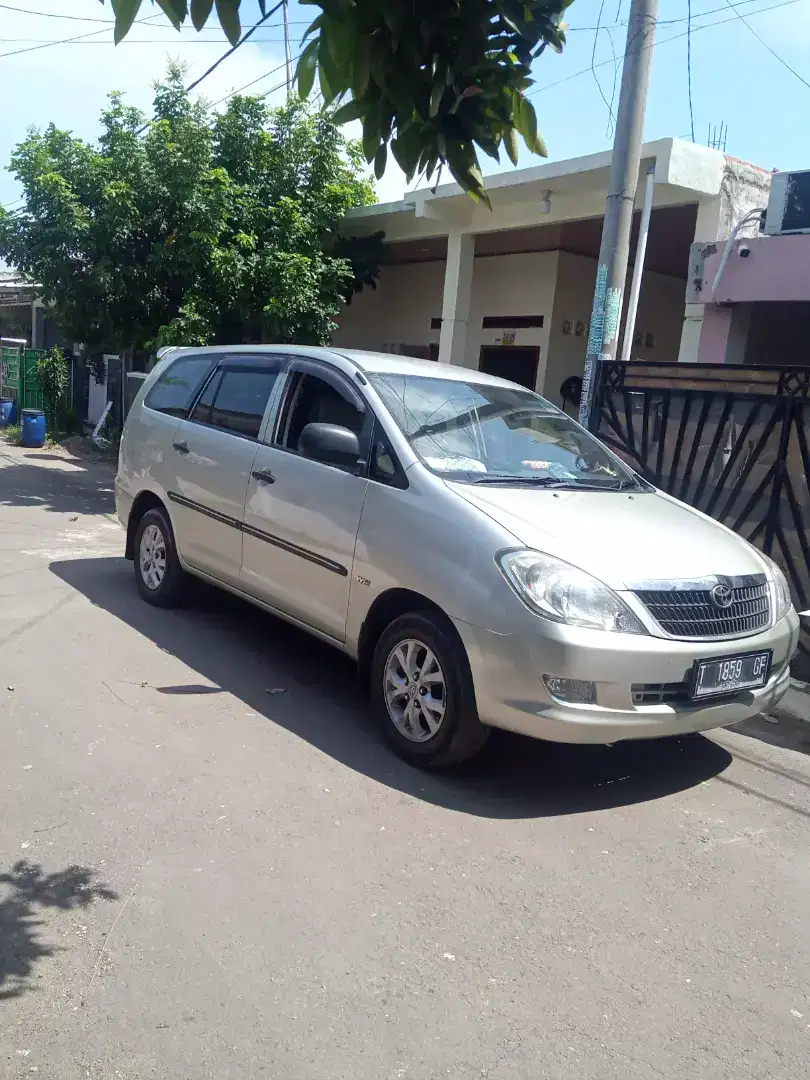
left=542, top=676, right=597, bottom=704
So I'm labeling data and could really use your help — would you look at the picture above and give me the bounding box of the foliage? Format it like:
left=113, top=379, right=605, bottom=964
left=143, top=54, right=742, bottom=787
left=97, top=0, right=570, bottom=205
left=35, top=347, right=70, bottom=422
left=0, top=423, right=21, bottom=445
left=0, top=66, right=379, bottom=353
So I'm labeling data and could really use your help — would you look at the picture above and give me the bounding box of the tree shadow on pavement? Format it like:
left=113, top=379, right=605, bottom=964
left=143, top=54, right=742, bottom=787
left=50, top=556, right=734, bottom=820
left=0, top=861, right=117, bottom=1000
left=0, top=454, right=115, bottom=518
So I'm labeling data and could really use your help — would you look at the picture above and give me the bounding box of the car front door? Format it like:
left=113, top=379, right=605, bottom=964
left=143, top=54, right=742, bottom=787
left=167, top=353, right=286, bottom=585
left=240, top=358, right=371, bottom=642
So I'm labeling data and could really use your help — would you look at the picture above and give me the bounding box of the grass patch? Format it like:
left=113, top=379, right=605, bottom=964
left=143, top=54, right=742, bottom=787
left=0, top=424, right=22, bottom=445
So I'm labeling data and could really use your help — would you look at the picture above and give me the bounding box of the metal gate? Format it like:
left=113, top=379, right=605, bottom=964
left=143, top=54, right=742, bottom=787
left=595, top=362, right=810, bottom=661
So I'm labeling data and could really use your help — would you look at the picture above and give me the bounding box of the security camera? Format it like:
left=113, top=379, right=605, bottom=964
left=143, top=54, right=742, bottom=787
left=739, top=244, right=751, bottom=258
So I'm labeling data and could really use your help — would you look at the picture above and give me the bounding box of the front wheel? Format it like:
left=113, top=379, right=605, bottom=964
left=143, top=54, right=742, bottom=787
left=133, top=506, right=188, bottom=608
left=370, top=611, right=489, bottom=768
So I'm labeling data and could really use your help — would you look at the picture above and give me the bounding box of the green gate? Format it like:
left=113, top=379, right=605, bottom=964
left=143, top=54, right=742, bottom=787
left=0, top=345, right=52, bottom=415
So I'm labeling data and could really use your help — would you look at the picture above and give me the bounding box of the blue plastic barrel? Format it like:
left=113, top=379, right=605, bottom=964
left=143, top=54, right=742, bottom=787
left=21, top=408, right=46, bottom=448
left=0, top=398, right=15, bottom=427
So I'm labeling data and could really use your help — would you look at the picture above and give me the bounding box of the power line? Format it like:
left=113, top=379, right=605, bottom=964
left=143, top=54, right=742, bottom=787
left=529, top=0, right=805, bottom=99
left=591, top=0, right=618, bottom=135
left=0, top=2, right=310, bottom=26
left=0, top=36, right=291, bottom=44
left=208, top=54, right=301, bottom=108
left=184, top=2, right=284, bottom=94
left=687, top=0, right=696, bottom=140
left=720, top=0, right=810, bottom=92
left=0, top=9, right=164, bottom=59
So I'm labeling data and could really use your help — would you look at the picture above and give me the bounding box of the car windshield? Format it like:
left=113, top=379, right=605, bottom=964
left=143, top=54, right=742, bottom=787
left=369, top=373, right=644, bottom=490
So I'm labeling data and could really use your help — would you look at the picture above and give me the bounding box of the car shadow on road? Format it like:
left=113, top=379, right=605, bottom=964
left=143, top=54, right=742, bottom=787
left=0, top=454, right=115, bottom=517
left=50, top=556, right=733, bottom=819
left=0, top=860, right=117, bottom=1000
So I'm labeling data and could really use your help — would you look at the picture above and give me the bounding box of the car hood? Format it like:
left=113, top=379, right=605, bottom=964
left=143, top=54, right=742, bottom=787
left=448, top=483, right=767, bottom=590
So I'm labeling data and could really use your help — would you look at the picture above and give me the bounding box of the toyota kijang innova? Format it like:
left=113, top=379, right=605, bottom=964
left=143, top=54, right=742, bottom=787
left=116, top=346, right=799, bottom=767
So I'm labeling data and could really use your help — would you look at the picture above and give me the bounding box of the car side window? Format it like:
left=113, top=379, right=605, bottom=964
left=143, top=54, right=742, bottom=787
left=144, top=353, right=216, bottom=417
left=190, top=356, right=284, bottom=440
left=369, top=423, right=408, bottom=489
left=277, top=371, right=368, bottom=462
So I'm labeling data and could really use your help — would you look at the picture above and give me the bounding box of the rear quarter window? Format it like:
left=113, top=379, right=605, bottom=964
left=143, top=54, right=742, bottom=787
left=144, top=353, right=217, bottom=418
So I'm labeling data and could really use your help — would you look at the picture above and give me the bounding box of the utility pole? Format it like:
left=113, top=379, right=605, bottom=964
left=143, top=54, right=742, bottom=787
left=579, top=0, right=658, bottom=429
left=282, top=0, right=293, bottom=100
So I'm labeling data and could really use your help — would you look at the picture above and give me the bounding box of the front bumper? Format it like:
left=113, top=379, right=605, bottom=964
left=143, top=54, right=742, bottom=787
left=453, top=609, right=800, bottom=744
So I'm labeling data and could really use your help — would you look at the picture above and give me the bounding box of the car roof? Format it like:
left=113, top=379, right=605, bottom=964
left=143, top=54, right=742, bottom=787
left=157, top=345, right=529, bottom=391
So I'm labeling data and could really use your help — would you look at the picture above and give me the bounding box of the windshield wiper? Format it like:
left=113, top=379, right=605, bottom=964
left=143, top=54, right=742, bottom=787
left=471, top=475, right=569, bottom=486
left=470, top=475, right=638, bottom=490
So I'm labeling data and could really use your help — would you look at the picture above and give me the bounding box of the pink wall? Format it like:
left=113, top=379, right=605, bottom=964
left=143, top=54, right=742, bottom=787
left=704, top=234, right=810, bottom=303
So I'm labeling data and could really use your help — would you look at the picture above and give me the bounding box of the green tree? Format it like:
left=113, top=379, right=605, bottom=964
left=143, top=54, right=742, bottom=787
left=98, top=0, right=570, bottom=204
left=0, top=65, right=378, bottom=353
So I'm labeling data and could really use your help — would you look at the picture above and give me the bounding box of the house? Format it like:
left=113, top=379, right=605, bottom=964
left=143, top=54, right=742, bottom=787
left=0, top=270, right=67, bottom=351
left=333, top=138, right=772, bottom=406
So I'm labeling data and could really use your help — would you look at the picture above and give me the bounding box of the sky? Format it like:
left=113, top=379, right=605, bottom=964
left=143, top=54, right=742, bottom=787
left=2, top=0, right=810, bottom=214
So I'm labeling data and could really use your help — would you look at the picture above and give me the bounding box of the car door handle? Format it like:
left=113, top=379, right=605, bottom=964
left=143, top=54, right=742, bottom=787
left=172, top=440, right=189, bottom=455
left=252, top=469, right=275, bottom=484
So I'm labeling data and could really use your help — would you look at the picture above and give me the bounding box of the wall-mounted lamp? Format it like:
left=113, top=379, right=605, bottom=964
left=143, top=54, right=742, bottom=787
left=539, top=189, right=552, bottom=214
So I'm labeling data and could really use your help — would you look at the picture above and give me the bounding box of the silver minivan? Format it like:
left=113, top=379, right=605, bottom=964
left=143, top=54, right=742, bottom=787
left=116, top=346, right=799, bottom=767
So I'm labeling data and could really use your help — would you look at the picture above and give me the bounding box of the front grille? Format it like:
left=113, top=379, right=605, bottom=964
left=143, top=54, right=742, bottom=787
left=634, top=576, right=770, bottom=639
left=632, top=682, right=690, bottom=705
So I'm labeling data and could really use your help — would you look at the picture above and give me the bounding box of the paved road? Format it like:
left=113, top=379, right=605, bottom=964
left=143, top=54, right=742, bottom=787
left=1, top=441, right=808, bottom=1080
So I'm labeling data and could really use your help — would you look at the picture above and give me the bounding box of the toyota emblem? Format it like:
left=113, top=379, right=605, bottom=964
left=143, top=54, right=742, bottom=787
left=711, top=583, right=734, bottom=609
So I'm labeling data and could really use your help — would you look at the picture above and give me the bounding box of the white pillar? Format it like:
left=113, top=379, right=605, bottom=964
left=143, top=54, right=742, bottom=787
left=438, top=231, right=475, bottom=368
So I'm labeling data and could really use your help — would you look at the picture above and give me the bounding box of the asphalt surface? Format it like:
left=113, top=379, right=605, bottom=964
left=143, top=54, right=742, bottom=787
left=1, top=440, right=808, bottom=1080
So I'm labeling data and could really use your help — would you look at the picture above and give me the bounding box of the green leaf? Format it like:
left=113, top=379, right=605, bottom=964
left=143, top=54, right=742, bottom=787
left=296, top=39, right=319, bottom=100
left=507, top=125, right=520, bottom=165
left=319, top=41, right=342, bottom=107
left=390, top=126, right=422, bottom=182
left=516, top=94, right=541, bottom=153
left=111, top=0, right=144, bottom=44
left=505, top=126, right=519, bottom=166
left=374, top=143, right=387, bottom=180
left=190, top=0, right=214, bottom=31
left=214, top=0, right=241, bottom=45
left=332, top=99, right=365, bottom=125
left=362, top=105, right=382, bottom=163
left=352, top=38, right=371, bottom=100
left=153, top=0, right=185, bottom=30
left=429, top=80, right=444, bottom=119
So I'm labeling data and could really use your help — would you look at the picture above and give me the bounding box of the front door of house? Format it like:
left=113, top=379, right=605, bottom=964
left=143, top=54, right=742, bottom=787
left=479, top=346, right=540, bottom=391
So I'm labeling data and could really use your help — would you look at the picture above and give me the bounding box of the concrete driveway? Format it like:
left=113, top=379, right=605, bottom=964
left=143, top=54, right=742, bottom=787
left=1, top=441, right=808, bottom=1080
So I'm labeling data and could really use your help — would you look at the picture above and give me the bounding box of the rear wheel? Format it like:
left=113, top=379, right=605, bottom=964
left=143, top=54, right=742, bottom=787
left=134, top=506, right=188, bottom=608
left=370, top=611, right=489, bottom=767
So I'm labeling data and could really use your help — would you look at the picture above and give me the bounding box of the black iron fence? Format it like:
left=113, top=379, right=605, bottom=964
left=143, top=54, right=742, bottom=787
left=595, top=362, right=810, bottom=665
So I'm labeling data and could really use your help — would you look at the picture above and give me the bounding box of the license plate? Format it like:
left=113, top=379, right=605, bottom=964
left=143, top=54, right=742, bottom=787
left=692, top=650, right=772, bottom=700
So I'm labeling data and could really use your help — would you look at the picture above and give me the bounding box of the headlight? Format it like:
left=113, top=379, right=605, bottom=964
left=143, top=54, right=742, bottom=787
left=497, top=549, right=646, bottom=633
left=765, top=556, right=792, bottom=621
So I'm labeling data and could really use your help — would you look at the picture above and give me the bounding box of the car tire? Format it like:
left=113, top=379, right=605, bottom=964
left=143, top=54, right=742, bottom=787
left=370, top=611, right=490, bottom=768
left=133, top=506, right=188, bottom=608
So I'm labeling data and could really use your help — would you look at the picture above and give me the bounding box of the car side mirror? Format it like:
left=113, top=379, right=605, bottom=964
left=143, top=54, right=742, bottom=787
left=298, top=422, right=361, bottom=468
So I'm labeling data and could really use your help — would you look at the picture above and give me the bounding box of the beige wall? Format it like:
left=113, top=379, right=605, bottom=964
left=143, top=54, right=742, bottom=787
left=334, top=248, right=685, bottom=402
left=544, top=251, right=686, bottom=405
left=334, top=251, right=559, bottom=391
left=334, top=260, right=446, bottom=353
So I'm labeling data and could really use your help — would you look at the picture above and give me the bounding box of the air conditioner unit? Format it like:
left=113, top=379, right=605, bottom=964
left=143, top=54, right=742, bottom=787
left=764, top=169, right=810, bottom=235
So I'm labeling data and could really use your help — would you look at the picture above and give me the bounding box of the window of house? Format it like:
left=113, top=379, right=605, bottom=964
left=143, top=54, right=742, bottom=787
left=144, top=353, right=217, bottom=417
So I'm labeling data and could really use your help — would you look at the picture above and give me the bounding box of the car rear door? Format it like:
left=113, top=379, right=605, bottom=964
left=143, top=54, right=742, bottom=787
left=167, top=353, right=287, bottom=586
